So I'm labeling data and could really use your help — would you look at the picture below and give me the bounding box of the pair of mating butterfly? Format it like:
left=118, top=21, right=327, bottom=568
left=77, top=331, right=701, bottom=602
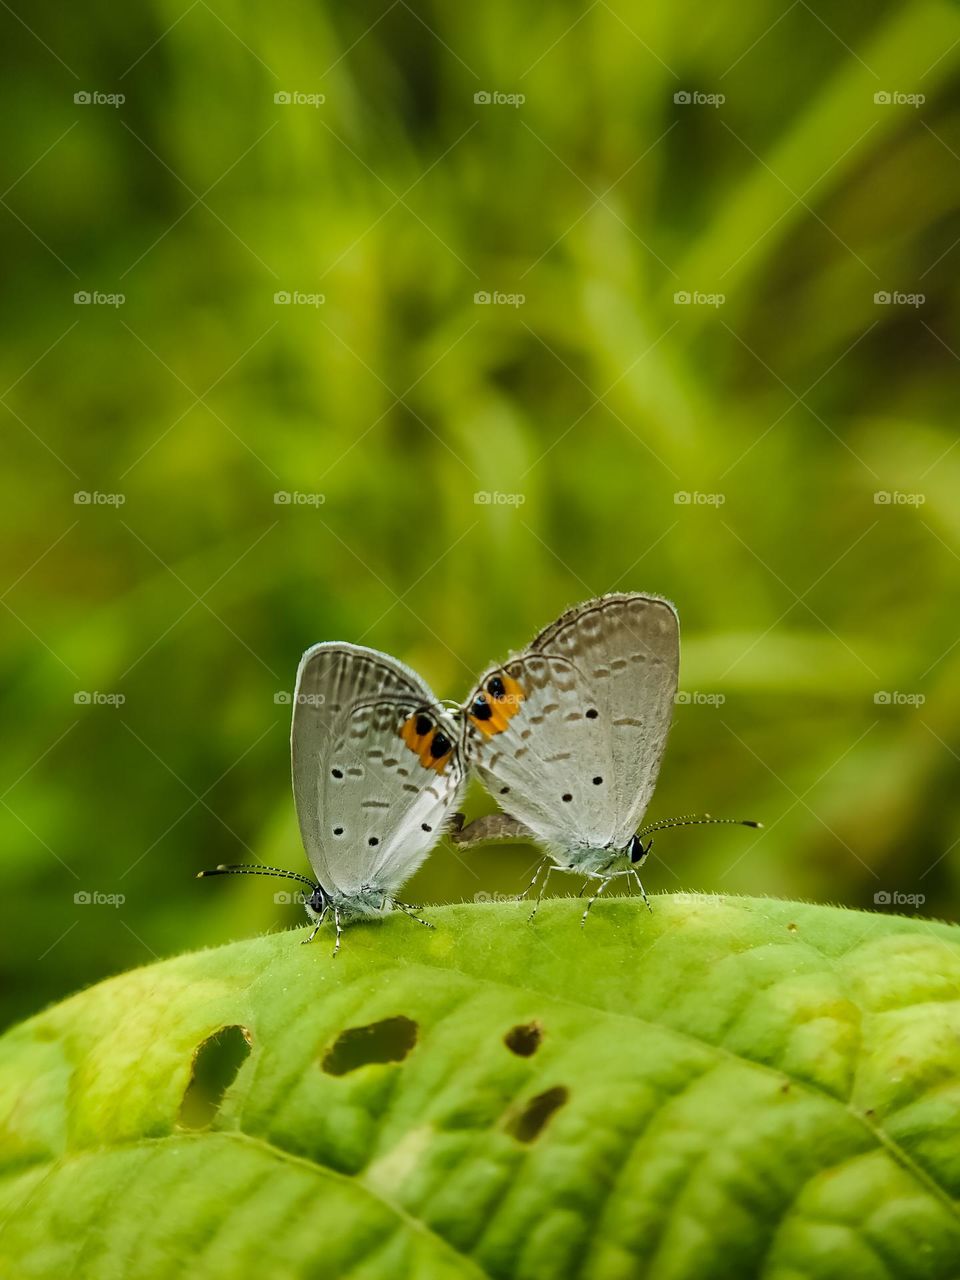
left=201, top=593, right=759, bottom=952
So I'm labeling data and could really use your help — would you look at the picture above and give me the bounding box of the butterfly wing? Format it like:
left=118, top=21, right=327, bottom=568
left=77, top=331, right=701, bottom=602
left=462, top=594, right=678, bottom=853
left=292, top=643, right=463, bottom=898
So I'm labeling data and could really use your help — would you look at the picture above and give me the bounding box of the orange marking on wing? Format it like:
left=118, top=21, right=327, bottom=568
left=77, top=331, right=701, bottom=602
left=468, top=674, right=525, bottom=737
left=470, top=705, right=497, bottom=738
left=399, top=715, right=453, bottom=774
left=428, top=746, right=454, bottom=774
left=400, top=714, right=426, bottom=755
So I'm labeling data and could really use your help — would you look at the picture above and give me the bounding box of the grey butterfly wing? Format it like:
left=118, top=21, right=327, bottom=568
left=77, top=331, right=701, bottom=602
left=292, top=643, right=463, bottom=897
left=463, top=594, right=679, bottom=853
left=463, top=649, right=617, bottom=851
left=530, top=594, right=679, bottom=842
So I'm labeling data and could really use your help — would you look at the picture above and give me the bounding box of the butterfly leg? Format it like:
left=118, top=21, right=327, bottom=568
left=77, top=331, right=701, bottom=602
left=394, top=900, right=435, bottom=930
left=630, top=868, right=652, bottom=913
left=517, top=858, right=547, bottom=903
left=580, top=877, right=613, bottom=928
left=331, top=907, right=343, bottom=958
left=301, top=906, right=327, bottom=945
left=527, top=864, right=556, bottom=923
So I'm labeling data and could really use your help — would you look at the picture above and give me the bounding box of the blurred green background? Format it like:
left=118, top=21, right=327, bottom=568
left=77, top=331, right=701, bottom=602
left=2, top=0, right=960, bottom=1030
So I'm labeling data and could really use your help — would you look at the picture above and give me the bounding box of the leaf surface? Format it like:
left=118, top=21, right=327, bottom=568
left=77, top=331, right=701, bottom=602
left=1, top=895, right=959, bottom=1279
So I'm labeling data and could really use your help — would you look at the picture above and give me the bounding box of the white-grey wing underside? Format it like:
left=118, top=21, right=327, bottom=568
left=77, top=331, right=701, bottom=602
left=462, top=594, right=678, bottom=852
left=291, top=643, right=463, bottom=897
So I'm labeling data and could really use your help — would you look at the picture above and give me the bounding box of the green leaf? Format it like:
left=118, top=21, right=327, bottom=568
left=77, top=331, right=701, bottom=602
left=2, top=895, right=959, bottom=1279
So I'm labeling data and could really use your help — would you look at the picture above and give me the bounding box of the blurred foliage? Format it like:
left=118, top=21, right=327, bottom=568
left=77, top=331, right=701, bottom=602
left=1, top=0, right=960, bottom=1029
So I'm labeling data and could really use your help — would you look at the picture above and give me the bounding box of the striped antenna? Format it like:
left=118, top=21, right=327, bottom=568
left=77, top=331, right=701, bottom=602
left=197, top=863, right=316, bottom=889
left=635, top=814, right=762, bottom=840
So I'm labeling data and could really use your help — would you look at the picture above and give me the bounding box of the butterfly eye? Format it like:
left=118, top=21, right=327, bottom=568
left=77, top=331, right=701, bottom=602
left=471, top=696, right=493, bottom=721
left=487, top=676, right=506, bottom=699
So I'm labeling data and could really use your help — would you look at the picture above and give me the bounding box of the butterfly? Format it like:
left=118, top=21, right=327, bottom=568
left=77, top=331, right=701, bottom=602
left=452, top=593, right=759, bottom=924
left=199, top=642, right=465, bottom=954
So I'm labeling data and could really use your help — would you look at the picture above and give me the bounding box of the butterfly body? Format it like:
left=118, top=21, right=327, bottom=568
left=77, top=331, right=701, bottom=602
left=288, top=641, right=465, bottom=945
left=461, top=592, right=679, bottom=856
left=199, top=642, right=465, bottom=954
left=201, top=596, right=757, bottom=945
left=454, top=592, right=758, bottom=921
left=308, top=885, right=394, bottom=926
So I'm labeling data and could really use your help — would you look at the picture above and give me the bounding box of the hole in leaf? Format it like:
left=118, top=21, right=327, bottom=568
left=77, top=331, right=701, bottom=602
left=509, top=1085, right=569, bottom=1142
left=504, top=1020, right=543, bottom=1057
left=179, top=1024, right=251, bottom=1129
left=322, top=1015, right=419, bottom=1076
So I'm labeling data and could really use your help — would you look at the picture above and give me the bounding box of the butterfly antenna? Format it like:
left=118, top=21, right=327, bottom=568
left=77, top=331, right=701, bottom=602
left=635, top=814, right=762, bottom=840
left=196, top=863, right=316, bottom=889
